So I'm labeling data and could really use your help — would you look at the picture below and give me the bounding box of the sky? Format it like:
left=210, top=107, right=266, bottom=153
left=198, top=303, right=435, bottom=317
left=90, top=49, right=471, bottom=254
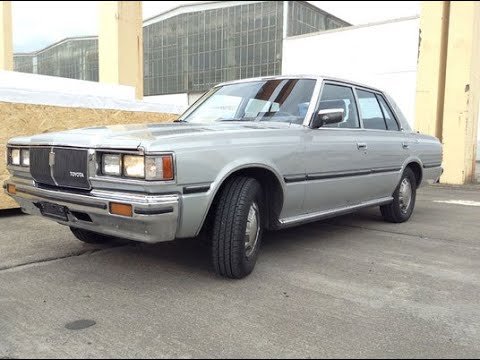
left=12, top=1, right=420, bottom=53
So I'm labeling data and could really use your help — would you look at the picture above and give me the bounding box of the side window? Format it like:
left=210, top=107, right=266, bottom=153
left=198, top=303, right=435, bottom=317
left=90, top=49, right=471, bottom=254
left=376, top=95, right=400, bottom=130
left=318, top=84, right=359, bottom=128
left=356, top=89, right=387, bottom=130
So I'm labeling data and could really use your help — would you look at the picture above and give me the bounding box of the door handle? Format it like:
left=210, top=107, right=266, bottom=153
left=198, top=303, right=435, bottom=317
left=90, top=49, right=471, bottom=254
left=357, top=143, right=368, bottom=150
left=402, top=142, right=410, bottom=149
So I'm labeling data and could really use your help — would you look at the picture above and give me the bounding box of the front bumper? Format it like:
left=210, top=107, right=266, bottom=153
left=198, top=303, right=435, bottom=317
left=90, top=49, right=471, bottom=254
left=3, top=176, right=179, bottom=243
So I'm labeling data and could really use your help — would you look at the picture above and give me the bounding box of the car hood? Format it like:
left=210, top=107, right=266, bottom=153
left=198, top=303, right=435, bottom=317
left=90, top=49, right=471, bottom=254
left=9, top=121, right=294, bottom=150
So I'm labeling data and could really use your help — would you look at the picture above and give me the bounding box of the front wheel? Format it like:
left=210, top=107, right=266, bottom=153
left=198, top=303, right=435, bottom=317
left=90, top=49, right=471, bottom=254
left=70, top=227, right=116, bottom=244
left=211, top=177, right=264, bottom=279
left=380, top=168, right=417, bottom=223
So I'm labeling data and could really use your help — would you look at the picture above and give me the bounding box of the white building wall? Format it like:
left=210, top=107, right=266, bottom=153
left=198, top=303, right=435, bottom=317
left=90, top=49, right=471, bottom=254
left=282, top=17, right=420, bottom=127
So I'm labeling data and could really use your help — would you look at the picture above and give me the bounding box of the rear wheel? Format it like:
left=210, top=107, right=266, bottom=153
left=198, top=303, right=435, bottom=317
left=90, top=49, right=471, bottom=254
left=211, top=177, right=264, bottom=279
left=70, top=227, right=115, bottom=244
left=381, top=168, right=417, bottom=223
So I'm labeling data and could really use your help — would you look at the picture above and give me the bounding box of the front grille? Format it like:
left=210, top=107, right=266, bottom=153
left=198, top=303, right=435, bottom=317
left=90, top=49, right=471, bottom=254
left=30, top=147, right=90, bottom=190
left=30, top=148, right=56, bottom=186
left=52, top=148, right=90, bottom=189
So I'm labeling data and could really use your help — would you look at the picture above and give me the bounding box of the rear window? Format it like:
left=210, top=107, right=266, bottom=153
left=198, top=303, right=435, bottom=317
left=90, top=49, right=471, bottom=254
left=376, top=95, right=399, bottom=130
left=356, top=89, right=387, bottom=130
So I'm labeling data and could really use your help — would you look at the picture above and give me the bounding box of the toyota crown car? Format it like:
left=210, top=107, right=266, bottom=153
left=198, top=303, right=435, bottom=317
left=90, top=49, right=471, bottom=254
left=4, top=76, right=443, bottom=279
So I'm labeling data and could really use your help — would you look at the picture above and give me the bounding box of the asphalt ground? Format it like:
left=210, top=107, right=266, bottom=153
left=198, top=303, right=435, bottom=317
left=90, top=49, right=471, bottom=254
left=0, top=185, right=479, bottom=358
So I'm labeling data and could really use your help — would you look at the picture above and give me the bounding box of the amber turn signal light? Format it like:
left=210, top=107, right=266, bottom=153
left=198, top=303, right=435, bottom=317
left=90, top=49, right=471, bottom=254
left=6, top=184, right=16, bottom=195
left=162, top=156, right=174, bottom=180
left=110, top=202, right=133, bottom=217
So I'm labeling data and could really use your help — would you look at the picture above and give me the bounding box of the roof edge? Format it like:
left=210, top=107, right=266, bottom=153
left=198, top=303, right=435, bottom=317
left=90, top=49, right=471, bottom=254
left=285, top=15, right=419, bottom=40
left=14, top=35, right=98, bottom=57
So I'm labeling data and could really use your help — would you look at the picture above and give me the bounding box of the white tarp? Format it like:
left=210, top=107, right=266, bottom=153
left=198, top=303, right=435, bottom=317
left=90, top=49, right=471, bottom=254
left=0, top=70, right=184, bottom=114
left=145, top=93, right=190, bottom=111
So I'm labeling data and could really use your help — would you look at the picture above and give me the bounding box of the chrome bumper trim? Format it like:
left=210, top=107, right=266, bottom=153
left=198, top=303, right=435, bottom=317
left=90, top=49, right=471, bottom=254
left=4, top=177, right=180, bottom=244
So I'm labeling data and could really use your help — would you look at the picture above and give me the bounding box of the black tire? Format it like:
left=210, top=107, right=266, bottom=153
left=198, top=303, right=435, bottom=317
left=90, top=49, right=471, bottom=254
left=70, top=227, right=115, bottom=244
left=381, top=168, right=417, bottom=223
left=211, top=177, right=264, bottom=279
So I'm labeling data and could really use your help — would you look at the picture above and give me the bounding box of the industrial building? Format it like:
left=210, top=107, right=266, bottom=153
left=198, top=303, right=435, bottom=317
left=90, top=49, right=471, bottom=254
left=14, top=36, right=99, bottom=81
left=13, top=1, right=349, bottom=98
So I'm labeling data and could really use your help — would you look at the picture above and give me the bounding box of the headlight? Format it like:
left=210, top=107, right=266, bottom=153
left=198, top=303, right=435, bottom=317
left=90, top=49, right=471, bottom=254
left=11, top=149, right=21, bottom=166
left=123, top=155, right=145, bottom=178
left=100, top=153, right=174, bottom=181
left=102, top=154, right=122, bottom=176
left=8, top=148, right=30, bottom=167
left=21, top=149, right=30, bottom=167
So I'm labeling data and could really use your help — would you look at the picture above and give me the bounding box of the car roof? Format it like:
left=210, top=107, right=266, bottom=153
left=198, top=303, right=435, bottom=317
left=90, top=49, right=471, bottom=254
left=215, top=75, right=384, bottom=93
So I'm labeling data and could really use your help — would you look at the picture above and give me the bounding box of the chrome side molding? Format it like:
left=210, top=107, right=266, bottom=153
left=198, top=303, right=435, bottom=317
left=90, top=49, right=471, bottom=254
left=279, top=197, right=393, bottom=227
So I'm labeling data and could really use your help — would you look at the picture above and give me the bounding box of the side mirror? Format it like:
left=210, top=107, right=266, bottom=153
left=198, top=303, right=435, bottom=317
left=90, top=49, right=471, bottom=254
left=311, top=108, right=345, bottom=129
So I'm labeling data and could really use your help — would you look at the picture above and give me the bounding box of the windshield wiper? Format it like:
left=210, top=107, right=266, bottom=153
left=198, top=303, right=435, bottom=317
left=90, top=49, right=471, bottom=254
left=217, top=118, right=254, bottom=122
left=174, top=119, right=188, bottom=123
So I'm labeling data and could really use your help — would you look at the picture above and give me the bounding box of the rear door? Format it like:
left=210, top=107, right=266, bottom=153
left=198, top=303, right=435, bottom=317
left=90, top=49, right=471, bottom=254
left=354, top=88, right=409, bottom=201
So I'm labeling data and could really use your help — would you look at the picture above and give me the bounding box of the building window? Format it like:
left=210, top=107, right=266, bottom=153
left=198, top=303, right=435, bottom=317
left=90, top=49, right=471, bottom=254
left=143, top=1, right=284, bottom=96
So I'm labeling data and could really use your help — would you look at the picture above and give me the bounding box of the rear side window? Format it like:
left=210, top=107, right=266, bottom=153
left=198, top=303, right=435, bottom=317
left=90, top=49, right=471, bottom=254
left=376, top=95, right=400, bottom=130
left=356, top=89, right=387, bottom=130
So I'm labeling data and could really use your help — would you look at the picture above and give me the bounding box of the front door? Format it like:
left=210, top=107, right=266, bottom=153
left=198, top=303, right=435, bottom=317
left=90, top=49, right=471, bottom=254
left=303, top=83, right=367, bottom=213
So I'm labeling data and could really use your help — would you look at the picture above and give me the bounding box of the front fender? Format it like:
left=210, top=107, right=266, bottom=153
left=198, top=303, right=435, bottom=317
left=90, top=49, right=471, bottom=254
left=196, top=158, right=286, bottom=236
left=211, top=158, right=287, bottom=197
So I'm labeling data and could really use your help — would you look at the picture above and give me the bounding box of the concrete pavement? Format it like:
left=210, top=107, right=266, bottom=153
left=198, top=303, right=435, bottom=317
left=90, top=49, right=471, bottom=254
left=0, top=185, right=479, bottom=358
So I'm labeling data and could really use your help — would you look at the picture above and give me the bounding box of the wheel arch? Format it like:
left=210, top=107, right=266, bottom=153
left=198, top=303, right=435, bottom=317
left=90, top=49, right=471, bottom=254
left=198, top=163, right=286, bottom=235
left=401, top=157, right=423, bottom=187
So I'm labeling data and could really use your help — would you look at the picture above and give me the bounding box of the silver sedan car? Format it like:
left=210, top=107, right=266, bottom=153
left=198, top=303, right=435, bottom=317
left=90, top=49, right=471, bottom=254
left=4, top=76, right=443, bottom=279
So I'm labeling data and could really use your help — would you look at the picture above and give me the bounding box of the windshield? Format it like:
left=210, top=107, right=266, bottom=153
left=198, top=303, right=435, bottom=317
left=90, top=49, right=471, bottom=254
left=181, top=79, right=316, bottom=124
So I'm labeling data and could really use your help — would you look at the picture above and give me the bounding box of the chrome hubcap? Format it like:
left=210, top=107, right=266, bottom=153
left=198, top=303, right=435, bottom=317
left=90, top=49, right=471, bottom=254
left=245, top=202, right=260, bottom=258
left=399, top=178, right=412, bottom=213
